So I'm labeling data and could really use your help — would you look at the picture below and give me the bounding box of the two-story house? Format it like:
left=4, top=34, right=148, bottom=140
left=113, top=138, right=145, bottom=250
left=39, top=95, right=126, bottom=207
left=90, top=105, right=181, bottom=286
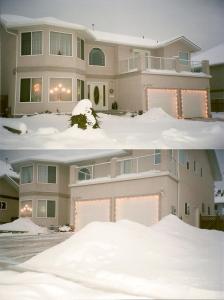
left=1, top=15, right=211, bottom=118
left=11, top=149, right=221, bottom=230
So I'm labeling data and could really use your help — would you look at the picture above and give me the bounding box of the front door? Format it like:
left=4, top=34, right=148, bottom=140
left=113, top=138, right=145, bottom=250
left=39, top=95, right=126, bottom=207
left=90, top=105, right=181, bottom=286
left=88, top=83, right=107, bottom=110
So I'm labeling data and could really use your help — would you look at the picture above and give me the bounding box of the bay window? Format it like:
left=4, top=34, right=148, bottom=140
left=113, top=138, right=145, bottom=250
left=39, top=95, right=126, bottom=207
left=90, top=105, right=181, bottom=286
left=49, top=78, right=72, bottom=101
left=21, top=166, right=33, bottom=184
left=20, top=78, right=42, bottom=102
left=38, top=165, right=56, bottom=183
left=21, top=31, right=42, bottom=55
left=154, top=150, right=161, bottom=165
left=37, top=200, right=56, bottom=218
left=50, top=31, right=72, bottom=56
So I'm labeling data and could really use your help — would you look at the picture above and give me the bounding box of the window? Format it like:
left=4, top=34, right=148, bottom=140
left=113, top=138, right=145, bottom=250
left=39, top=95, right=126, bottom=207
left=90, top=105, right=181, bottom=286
left=208, top=206, right=210, bottom=216
left=121, top=159, right=133, bottom=174
left=202, top=202, right=205, bottom=213
left=179, top=51, right=189, bottom=65
left=38, top=165, right=56, bottom=183
left=0, top=201, right=7, bottom=210
left=179, top=150, right=187, bottom=166
left=50, top=31, right=72, bottom=56
left=154, top=150, right=161, bottom=165
left=37, top=200, right=56, bottom=218
left=187, top=161, right=190, bottom=170
left=49, top=78, right=72, bottom=101
left=77, top=79, right=85, bottom=101
left=200, top=168, right=203, bottom=177
left=21, top=31, right=42, bottom=55
left=20, top=200, right=32, bottom=217
left=193, top=160, right=196, bottom=172
left=89, top=48, right=105, bottom=66
left=78, top=167, right=91, bottom=181
left=77, top=37, right=84, bottom=60
left=21, top=166, right=33, bottom=184
left=185, top=203, right=190, bottom=215
left=20, top=78, right=42, bottom=102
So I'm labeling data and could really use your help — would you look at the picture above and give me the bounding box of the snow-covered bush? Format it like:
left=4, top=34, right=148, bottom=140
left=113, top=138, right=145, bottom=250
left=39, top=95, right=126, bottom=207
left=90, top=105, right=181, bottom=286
left=70, top=99, right=100, bottom=130
left=59, top=225, right=72, bottom=232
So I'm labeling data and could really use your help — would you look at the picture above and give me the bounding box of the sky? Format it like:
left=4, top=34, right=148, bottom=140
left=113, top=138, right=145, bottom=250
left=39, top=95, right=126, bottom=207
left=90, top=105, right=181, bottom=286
left=0, top=0, right=224, bottom=50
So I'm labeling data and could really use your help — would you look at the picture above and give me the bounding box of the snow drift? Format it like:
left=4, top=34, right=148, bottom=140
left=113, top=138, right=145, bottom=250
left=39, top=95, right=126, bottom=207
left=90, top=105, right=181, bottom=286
left=19, top=215, right=224, bottom=299
left=0, top=218, right=48, bottom=235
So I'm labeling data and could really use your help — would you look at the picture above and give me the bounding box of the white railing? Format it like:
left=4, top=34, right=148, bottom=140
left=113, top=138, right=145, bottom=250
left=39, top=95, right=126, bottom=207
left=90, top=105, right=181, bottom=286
left=119, top=56, right=140, bottom=73
left=145, top=55, right=176, bottom=71
left=77, top=161, right=111, bottom=181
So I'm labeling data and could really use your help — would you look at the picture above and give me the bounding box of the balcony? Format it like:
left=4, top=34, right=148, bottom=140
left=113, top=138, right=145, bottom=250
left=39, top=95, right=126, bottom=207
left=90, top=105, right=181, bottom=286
left=118, top=54, right=209, bottom=75
left=71, top=153, right=178, bottom=185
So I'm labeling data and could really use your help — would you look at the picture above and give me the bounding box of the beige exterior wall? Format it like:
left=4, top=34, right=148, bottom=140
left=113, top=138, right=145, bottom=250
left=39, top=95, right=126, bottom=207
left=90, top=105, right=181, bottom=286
left=0, top=178, right=19, bottom=223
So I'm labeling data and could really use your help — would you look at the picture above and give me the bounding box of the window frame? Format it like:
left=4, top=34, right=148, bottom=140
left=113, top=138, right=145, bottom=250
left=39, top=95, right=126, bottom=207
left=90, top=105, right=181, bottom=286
left=154, top=150, right=161, bottom=165
left=77, top=79, right=85, bottom=101
left=0, top=201, right=7, bottom=210
left=20, top=31, right=43, bottom=56
left=20, top=200, right=33, bottom=217
left=178, top=51, right=190, bottom=65
left=184, top=202, right=190, bottom=215
left=88, top=47, right=106, bottom=67
left=120, top=159, right=133, bottom=175
left=36, top=199, right=56, bottom=218
left=78, top=167, right=92, bottom=181
left=49, top=31, right=73, bottom=57
left=48, top=77, right=74, bottom=102
left=20, top=165, right=34, bottom=185
left=37, top=164, right=57, bottom=184
left=77, top=37, right=85, bottom=60
left=19, top=77, right=43, bottom=103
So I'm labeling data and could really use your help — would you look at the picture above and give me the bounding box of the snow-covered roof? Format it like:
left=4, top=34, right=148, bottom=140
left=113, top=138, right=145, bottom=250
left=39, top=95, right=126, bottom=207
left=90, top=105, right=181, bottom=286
left=11, top=150, right=127, bottom=167
left=192, top=42, right=224, bottom=66
left=0, top=159, right=19, bottom=178
left=0, top=14, right=200, bottom=51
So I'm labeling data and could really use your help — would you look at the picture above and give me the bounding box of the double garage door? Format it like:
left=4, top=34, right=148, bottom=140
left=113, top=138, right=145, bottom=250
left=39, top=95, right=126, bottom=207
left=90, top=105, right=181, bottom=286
left=147, top=89, right=208, bottom=118
left=75, top=195, right=159, bottom=231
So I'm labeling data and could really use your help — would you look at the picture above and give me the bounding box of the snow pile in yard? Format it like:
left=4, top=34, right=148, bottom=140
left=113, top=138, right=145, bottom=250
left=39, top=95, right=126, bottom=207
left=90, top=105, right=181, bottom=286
left=71, top=99, right=97, bottom=127
left=19, top=215, right=224, bottom=299
left=137, top=108, right=174, bottom=121
left=0, top=160, right=19, bottom=178
left=0, top=218, right=47, bottom=234
left=1, top=119, right=28, bottom=134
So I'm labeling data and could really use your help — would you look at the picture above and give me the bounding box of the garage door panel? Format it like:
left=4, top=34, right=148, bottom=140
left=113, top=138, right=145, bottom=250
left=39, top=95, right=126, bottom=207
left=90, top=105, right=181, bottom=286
left=115, top=195, right=159, bottom=226
left=181, top=90, right=207, bottom=118
left=147, top=89, right=177, bottom=117
left=75, top=199, right=110, bottom=231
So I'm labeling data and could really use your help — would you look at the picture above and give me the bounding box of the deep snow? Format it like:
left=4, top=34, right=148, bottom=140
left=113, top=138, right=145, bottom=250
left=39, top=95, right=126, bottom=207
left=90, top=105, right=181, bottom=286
left=0, top=215, right=223, bottom=299
left=0, top=109, right=224, bottom=149
left=0, top=218, right=48, bottom=235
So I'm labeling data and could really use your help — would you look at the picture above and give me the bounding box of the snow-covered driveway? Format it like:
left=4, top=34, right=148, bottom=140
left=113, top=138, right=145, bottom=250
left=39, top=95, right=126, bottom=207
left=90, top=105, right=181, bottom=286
left=0, top=109, right=224, bottom=148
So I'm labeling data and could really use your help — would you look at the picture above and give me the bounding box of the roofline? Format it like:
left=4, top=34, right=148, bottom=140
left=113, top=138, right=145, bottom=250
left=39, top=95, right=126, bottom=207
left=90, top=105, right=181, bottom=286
left=0, top=174, right=19, bottom=191
left=206, top=150, right=222, bottom=181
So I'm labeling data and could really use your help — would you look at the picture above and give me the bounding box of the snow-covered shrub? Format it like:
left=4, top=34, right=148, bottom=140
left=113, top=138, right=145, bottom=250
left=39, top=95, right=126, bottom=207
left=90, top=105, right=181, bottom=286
left=70, top=99, right=100, bottom=130
left=59, top=225, right=72, bottom=232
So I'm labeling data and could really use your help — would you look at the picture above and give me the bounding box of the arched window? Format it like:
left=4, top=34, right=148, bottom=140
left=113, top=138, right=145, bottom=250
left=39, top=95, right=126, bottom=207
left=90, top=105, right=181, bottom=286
left=78, top=167, right=91, bottom=181
left=89, top=48, right=105, bottom=66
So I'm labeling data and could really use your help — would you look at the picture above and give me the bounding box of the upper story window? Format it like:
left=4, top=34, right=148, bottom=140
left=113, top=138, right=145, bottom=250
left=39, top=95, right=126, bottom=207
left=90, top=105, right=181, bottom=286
left=89, top=48, right=105, bottom=66
left=78, top=167, right=91, bottom=181
left=179, top=51, right=189, bottom=65
left=154, top=150, right=161, bottom=165
left=37, top=200, right=56, bottom=218
left=121, top=159, right=133, bottom=174
left=77, top=37, right=84, bottom=60
left=50, top=31, right=72, bottom=56
left=179, top=150, right=187, bottom=166
left=21, top=166, right=33, bottom=184
left=0, top=201, right=7, bottom=210
left=38, top=165, right=56, bottom=183
left=20, top=78, right=42, bottom=102
left=49, top=78, right=72, bottom=101
left=77, top=79, right=85, bottom=101
left=21, top=31, right=42, bottom=55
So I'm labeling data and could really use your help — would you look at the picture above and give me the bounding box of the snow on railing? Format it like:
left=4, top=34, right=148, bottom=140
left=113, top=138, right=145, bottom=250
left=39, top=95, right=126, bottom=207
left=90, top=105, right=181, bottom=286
left=119, top=56, right=139, bottom=73
left=76, top=161, right=111, bottom=181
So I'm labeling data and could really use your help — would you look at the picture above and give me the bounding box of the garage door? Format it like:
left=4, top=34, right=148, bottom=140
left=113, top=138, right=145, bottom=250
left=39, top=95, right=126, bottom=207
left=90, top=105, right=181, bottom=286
left=181, top=90, right=208, bottom=118
left=75, top=199, right=110, bottom=231
left=115, top=195, right=159, bottom=226
left=147, top=89, right=178, bottom=117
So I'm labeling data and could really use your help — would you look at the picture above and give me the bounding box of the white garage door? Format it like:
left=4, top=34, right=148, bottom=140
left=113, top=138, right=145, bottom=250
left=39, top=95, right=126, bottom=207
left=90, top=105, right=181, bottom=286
left=181, top=90, right=207, bottom=118
left=115, top=195, right=159, bottom=226
left=75, top=199, right=110, bottom=231
left=147, top=89, right=177, bottom=117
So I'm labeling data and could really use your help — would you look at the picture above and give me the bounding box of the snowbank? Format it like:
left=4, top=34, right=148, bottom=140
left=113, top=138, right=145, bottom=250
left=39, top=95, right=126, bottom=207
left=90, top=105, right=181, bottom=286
left=19, top=215, right=223, bottom=299
left=0, top=218, right=48, bottom=235
left=136, top=108, right=175, bottom=121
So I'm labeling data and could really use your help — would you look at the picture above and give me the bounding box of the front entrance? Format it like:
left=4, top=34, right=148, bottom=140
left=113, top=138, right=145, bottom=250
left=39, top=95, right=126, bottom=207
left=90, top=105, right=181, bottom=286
left=88, top=82, right=107, bottom=110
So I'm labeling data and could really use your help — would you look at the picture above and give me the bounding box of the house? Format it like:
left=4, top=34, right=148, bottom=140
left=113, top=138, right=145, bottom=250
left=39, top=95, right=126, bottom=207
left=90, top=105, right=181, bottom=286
left=11, top=149, right=221, bottom=230
left=0, top=159, right=19, bottom=224
left=0, top=15, right=211, bottom=118
left=193, top=42, right=224, bottom=112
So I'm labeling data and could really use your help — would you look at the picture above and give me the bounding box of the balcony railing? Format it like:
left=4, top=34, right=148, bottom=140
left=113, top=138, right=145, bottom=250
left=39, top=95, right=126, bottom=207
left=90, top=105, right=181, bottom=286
left=119, top=54, right=205, bottom=75
left=74, top=153, right=178, bottom=183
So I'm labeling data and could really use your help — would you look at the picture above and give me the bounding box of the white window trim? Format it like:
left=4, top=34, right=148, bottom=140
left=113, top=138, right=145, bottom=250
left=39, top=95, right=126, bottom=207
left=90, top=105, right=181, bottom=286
left=77, top=78, right=85, bottom=101
left=77, top=36, right=85, bottom=60
left=36, top=199, right=56, bottom=218
left=120, top=159, right=133, bottom=175
left=49, top=31, right=73, bottom=57
left=20, top=164, right=34, bottom=185
left=154, top=150, right=161, bottom=165
left=37, top=164, right=57, bottom=184
left=19, top=76, right=43, bottom=103
left=48, top=77, right=74, bottom=102
left=178, top=50, right=190, bottom=64
left=88, top=47, right=106, bottom=67
left=20, top=31, right=44, bottom=56
left=0, top=201, right=7, bottom=210
left=20, top=200, right=33, bottom=217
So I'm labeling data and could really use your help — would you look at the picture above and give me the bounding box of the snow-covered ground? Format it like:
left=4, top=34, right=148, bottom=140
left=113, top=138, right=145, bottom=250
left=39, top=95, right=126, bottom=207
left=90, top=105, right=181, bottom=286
left=0, top=215, right=223, bottom=299
left=0, top=218, right=48, bottom=235
left=0, top=109, right=224, bottom=149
